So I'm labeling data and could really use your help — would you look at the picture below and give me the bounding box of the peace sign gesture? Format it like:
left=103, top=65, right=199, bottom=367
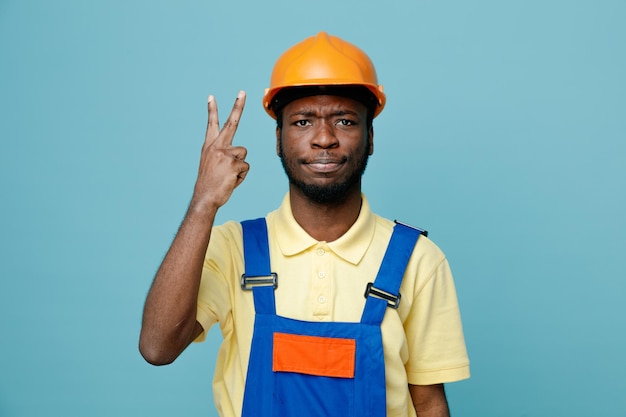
left=191, top=91, right=250, bottom=212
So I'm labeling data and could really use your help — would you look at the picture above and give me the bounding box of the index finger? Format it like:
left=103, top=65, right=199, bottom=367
left=204, top=94, right=220, bottom=147
left=216, top=90, right=246, bottom=147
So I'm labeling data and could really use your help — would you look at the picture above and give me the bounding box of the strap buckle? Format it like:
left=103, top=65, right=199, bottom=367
left=364, top=282, right=401, bottom=309
left=394, top=220, right=428, bottom=237
left=241, top=273, right=278, bottom=291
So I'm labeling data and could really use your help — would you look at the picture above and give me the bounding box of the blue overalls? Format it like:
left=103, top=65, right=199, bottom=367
left=240, top=218, right=424, bottom=417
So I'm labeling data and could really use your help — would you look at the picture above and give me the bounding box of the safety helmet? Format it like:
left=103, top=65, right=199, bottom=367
left=263, top=32, right=386, bottom=119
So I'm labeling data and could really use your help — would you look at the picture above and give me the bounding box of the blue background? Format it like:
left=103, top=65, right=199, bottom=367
left=1, top=1, right=625, bottom=416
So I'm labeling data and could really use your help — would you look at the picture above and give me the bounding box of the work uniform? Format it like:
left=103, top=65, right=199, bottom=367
left=196, top=194, right=470, bottom=417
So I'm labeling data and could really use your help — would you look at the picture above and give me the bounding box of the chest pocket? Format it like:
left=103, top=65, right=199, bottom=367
left=273, top=333, right=356, bottom=379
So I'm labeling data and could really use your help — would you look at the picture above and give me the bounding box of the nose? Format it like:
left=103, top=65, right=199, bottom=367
left=311, top=121, right=339, bottom=149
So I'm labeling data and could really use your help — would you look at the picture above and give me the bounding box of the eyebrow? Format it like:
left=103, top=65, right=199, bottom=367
left=287, top=109, right=361, bottom=118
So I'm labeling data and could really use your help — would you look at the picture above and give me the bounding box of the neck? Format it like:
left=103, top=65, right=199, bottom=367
left=289, top=186, right=363, bottom=242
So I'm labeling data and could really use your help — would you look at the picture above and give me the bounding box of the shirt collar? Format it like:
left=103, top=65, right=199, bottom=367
left=271, top=193, right=376, bottom=265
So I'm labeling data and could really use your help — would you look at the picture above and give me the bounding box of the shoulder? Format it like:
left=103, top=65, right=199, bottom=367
left=205, top=221, right=245, bottom=265
left=212, top=220, right=243, bottom=239
left=372, top=215, right=451, bottom=302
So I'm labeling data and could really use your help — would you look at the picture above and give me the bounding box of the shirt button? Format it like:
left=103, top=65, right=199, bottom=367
left=318, top=271, right=326, bottom=279
left=318, top=296, right=326, bottom=304
left=317, top=248, right=325, bottom=256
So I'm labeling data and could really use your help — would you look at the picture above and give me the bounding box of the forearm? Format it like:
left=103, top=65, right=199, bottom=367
left=139, top=203, right=217, bottom=365
left=409, top=384, right=450, bottom=417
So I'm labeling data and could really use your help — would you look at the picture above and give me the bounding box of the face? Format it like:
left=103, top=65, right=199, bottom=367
left=276, top=95, right=374, bottom=205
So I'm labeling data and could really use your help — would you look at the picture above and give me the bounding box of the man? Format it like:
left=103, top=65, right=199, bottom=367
left=139, top=32, right=470, bottom=417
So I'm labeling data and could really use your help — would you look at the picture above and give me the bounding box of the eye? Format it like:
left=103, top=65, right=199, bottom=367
left=294, top=119, right=311, bottom=127
left=337, top=119, right=355, bottom=126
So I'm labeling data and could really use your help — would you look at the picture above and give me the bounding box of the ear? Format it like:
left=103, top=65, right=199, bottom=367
left=368, top=126, right=374, bottom=155
left=276, top=126, right=282, bottom=156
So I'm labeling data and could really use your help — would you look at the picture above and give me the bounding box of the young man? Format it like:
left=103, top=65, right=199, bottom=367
left=139, top=32, right=470, bottom=417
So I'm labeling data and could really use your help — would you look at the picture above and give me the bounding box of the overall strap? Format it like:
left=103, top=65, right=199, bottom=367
left=361, top=222, right=422, bottom=325
left=241, top=218, right=276, bottom=315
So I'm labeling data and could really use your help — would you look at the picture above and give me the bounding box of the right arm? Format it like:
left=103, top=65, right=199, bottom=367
left=139, top=91, right=248, bottom=365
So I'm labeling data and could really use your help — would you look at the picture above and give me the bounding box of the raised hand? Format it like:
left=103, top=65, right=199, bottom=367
left=139, top=92, right=250, bottom=365
left=191, top=91, right=249, bottom=212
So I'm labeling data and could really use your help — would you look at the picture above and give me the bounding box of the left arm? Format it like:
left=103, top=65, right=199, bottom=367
left=409, top=384, right=450, bottom=417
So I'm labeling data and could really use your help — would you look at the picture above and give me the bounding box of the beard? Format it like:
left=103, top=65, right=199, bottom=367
left=278, top=140, right=370, bottom=205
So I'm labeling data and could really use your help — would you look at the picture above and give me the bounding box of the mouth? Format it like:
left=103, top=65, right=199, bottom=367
left=304, top=157, right=346, bottom=174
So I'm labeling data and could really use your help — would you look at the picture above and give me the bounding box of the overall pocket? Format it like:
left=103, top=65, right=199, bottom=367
left=272, top=332, right=356, bottom=417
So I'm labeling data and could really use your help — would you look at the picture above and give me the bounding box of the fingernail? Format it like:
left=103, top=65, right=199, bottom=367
left=208, top=95, right=214, bottom=103
left=237, top=90, right=245, bottom=99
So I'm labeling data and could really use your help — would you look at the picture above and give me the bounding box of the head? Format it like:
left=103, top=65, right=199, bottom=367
left=264, top=32, right=384, bottom=204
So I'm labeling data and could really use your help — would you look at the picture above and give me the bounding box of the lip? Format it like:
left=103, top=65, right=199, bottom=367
left=304, top=158, right=346, bottom=174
